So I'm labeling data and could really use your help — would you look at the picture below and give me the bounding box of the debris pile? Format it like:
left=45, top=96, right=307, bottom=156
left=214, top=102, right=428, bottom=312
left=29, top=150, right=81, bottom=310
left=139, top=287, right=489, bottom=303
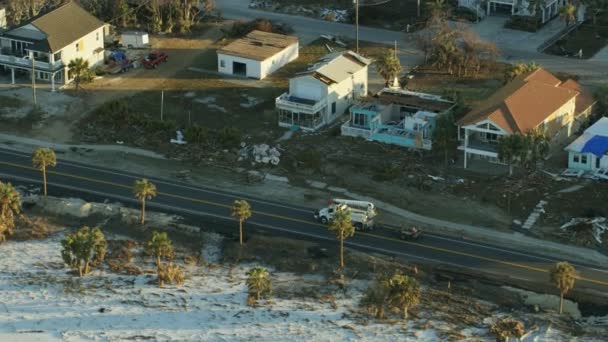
left=170, top=130, right=187, bottom=145
left=239, top=143, right=282, bottom=166
left=320, top=9, right=348, bottom=22
left=560, top=217, right=608, bottom=245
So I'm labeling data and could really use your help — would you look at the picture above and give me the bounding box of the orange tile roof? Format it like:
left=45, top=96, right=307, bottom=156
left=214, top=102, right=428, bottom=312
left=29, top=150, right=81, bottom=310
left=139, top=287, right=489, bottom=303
left=457, top=68, right=581, bottom=134
left=559, top=79, right=597, bottom=117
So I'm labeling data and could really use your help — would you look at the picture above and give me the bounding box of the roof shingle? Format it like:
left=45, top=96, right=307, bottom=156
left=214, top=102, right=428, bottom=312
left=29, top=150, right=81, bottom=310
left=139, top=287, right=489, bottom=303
left=456, top=68, right=585, bottom=134
left=5, top=1, right=104, bottom=52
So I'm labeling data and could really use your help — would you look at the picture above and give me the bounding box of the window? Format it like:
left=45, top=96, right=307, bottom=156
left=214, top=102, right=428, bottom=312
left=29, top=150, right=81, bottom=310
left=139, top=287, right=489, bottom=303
left=353, top=113, right=367, bottom=127
left=331, top=102, right=336, bottom=114
left=220, top=60, right=225, bottom=68
left=486, top=133, right=498, bottom=142
left=96, top=32, right=99, bottom=41
left=573, top=155, right=579, bottom=163
left=581, top=155, right=587, bottom=164
left=75, top=43, right=80, bottom=52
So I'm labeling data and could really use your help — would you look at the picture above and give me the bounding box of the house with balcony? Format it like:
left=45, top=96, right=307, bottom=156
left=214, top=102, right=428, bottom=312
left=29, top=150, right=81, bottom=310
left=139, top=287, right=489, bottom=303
left=460, top=0, right=583, bottom=24
left=565, top=117, right=608, bottom=176
left=0, top=1, right=105, bottom=91
left=456, top=68, right=595, bottom=168
left=276, top=50, right=371, bottom=132
left=341, top=87, right=455, bottom=150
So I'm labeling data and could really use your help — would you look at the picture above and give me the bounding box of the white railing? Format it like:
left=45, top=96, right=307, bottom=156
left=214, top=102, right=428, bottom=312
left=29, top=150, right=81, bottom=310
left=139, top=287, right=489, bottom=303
left=275, top=93, right=325, bottom=114
left=341, top=121, right=372, bottom=139
left=0, top=54, right=63, bottom=70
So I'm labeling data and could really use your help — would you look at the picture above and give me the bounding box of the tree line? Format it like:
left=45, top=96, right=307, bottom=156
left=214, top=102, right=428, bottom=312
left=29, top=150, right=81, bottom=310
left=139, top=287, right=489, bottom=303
left=5, top=0, right=216, bottom=34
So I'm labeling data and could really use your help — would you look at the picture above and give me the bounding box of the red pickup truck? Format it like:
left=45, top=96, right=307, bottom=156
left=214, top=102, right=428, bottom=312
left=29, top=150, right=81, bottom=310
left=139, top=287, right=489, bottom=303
left=142, top=51, right=168, bottom=69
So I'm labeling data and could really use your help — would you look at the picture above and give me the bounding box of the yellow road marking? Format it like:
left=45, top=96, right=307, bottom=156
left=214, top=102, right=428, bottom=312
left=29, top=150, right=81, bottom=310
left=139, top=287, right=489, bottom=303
left=2, top=160, right=607, bottom=287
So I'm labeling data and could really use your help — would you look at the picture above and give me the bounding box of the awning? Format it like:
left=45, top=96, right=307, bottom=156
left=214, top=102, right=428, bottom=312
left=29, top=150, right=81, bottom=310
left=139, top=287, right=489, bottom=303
left=581, top=135, right=608, bottom=158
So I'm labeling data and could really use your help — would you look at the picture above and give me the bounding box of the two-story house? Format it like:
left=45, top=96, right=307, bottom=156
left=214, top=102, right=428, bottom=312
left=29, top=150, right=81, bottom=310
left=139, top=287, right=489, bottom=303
left=456, top=68, right=595, bottom=168
left=0, top=2, right=105, bottom=91
left=276, top=51, right=371, bottom=132
left=460, top=0, right=582, bottom=25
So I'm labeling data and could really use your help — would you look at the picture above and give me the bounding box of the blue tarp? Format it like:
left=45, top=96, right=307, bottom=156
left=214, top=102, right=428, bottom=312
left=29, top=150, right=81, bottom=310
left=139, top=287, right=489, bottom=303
left=581, top=135, right=608, bottom=157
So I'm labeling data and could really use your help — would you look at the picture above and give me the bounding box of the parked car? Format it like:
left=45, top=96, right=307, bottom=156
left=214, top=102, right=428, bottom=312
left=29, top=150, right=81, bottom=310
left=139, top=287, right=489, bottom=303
left=142, top=51, right=168, bottom=69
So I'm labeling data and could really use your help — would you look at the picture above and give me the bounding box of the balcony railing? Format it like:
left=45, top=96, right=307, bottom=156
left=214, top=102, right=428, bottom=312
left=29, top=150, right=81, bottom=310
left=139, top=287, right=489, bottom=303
left=341, top=120, right=372, bottom=139
left=0, top=54, right=63, bottom=71
left=275, top=93, right=325, bottom=114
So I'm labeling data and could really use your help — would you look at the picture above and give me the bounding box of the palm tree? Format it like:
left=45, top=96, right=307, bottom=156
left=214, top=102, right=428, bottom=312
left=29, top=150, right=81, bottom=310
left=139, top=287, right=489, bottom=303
left=497, top=134, right=528, bottom=176
left=426, top=0, right=448, bottom=20
left=146, top=231, right=174, bottom=268
left=559, top=3, right=577, bottom=27
left=386, top=273, right=421, bottom=319
left=246, top=266, right=272, bottom=301
left=550, top=261, right=577, bottom=314
left=133, top=178, right=157, bottom=225
left=68, top=58, right=90, bottom=90
left=376, top=48, right=402, bottom=87
left=525, top=130, right=550, bottom=170
left=231, top=199, right=251, bottom=246
left=328, top=207, right=355, bottom=269
left=0, top=181, right=20, bottom=242
left=32, top=147, right=57, bottom=197
left=432, top=113, right=457, bottom=165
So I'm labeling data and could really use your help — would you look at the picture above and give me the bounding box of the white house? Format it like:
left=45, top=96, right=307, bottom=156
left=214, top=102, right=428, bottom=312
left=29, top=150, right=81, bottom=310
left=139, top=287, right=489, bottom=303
left=217, top=30, right=298, bottom=80
left=565, top=117, right=608, bottom=174
left=276, top=51, right=371, bottom=132
left=460, top=0, right=578, bottom=24
left=0, top=2, right=105, bottom=91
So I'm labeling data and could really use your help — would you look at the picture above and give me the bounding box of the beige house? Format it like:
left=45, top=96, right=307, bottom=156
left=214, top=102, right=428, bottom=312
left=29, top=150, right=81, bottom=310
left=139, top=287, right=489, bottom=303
left=0, top=2, right=105, bottom=91
left=456, top=68, right=595, bottom=168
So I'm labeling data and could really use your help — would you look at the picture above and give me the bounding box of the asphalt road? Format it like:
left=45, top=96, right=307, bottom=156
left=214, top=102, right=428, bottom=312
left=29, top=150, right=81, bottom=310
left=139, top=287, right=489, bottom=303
left=216, top=0, right=608, bottom=84
left=1, top=147, right=607, bottom=292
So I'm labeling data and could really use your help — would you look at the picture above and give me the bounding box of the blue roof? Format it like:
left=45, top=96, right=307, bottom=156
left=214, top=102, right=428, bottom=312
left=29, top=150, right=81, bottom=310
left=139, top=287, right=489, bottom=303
left=581, top=135, right=608, bottom=157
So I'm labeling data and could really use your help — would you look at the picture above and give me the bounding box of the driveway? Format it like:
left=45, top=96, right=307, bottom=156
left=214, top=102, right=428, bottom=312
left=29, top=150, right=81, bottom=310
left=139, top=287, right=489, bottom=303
left=217, top=0, right=608, bottom=84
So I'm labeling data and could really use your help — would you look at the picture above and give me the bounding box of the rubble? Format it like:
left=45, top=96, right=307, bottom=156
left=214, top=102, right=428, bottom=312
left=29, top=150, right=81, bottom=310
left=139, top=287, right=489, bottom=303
left=239, top=143, right=282, bottom=166
left=561, top=217, right=608, bottom=244
left=170, top=130, right=187, bottom=145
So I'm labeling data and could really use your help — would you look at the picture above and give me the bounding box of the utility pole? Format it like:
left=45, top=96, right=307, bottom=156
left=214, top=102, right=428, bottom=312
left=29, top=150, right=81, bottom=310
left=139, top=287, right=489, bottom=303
left=354, top=0, right=359, bottom=54
left=31, top=51, right=37, bottom=106
left=417, top=0, right=421, bottom=17
left=160, top=90, right=164, bottom=121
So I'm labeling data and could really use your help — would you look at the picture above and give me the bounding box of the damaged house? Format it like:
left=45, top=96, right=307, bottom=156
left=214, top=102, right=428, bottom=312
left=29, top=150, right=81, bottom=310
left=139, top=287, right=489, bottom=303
left=341, top=87, right=455, bottom=150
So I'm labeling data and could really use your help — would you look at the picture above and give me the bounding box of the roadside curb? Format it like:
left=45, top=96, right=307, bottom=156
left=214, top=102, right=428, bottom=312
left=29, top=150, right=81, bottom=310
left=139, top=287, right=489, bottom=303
left=0, top=133, right=166, bottom=160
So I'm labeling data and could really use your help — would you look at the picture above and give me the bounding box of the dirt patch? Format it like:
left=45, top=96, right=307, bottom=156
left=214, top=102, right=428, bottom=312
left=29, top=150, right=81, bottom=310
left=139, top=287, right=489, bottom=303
left=545, top=22, right=608, bottom=59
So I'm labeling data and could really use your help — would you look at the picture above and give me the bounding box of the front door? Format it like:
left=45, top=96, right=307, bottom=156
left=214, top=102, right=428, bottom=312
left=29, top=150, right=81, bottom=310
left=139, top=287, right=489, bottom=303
left=597, top=156, right=601, bottom=169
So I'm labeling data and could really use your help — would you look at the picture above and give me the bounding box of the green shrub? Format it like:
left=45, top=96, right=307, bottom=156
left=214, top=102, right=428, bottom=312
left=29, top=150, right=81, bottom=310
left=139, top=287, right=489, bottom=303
left=217, top=127, right=242, bottom=148
left=94, top=65, right=106, bottom=76
left=184, top=124, right=209, bottom=144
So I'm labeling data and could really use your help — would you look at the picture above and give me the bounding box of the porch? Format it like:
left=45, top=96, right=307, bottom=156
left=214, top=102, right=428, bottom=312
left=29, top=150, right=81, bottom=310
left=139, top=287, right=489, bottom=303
left=459, top=122, right=507, bottom=168
left=276, top=93, right=327, bottom=131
